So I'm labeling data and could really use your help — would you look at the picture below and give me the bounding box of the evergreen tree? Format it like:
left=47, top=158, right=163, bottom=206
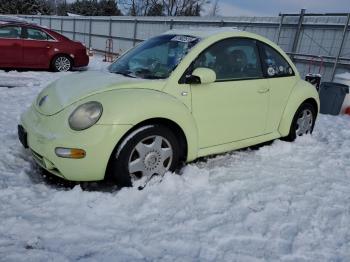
left=0, top=0, right=52, bottom=15
left=61, top=0, right=121, bottom=16
left=99, top=0, right=122, bottom=16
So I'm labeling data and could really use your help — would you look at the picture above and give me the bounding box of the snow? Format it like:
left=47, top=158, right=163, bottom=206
left=335, top=72, right=350, bottom=81
left=1, top=55, right=350, bottom=261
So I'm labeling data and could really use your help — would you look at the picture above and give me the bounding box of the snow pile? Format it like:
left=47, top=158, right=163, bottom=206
left=335, top=72, right=350, bottom=82
left=1, top=57, right=350, bottom=261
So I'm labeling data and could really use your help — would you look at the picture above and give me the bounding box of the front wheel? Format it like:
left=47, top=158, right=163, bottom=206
left=110, top=125, right=181, bottom=188
left=284, top=103, right=316, bottom=142
left=52, top=55, right=72, bottom=72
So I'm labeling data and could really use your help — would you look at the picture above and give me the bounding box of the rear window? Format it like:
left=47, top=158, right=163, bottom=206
left=260, top=43, right=294, bottom=77
left=0, top=26, right=21, bottom=39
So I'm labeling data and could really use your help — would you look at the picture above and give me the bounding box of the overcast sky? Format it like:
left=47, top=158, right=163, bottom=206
left=212, top=0, right=350, bottom=16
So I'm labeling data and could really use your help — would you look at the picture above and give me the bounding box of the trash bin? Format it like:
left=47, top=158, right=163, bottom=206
left=319, top=82, right=349, bottom=115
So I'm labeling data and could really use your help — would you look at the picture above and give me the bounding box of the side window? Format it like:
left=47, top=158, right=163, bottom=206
left=26, top=28, right=53, bottom=41
left=193, top=38, right=263, bottom=81
left=0, top=26, right=21, bottom=39
left=261, top=43, right=294, bottom=77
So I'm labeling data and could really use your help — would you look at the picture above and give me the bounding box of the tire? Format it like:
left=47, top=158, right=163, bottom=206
left=52, top=55, right=73, bottom=72
left=283, top=102, right=316, bottom=142
left=109, top=125, right=181, bottom=188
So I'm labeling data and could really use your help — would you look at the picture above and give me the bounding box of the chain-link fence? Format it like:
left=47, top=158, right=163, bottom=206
left=22, top=10, right=350, bottom=81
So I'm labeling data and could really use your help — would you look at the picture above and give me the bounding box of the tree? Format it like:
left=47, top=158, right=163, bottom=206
left=210, top=0, right=220, bottom=16
left=120, top=0, right=209, bottom=16
left=161, top=0, right=208, bottom=16
left=58, top=0, right=121, bottom=16
left=99, top=0, right=122, bottom=16
left=0, top=0, right=52, bottom=15
left=147, top=2, right=164, bottom=16
left=120, top=0, right=159, bottom=16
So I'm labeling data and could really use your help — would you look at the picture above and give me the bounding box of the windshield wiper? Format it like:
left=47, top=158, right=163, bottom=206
left=112, top=70, right=136, bottom=78
left=142, top=75, right=166, bottom=80
left=134, top=68, right=166, bottom=79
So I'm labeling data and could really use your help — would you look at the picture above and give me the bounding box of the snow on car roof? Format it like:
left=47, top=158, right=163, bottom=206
left=164, top=27, right=240, bottom=39
left=0, top=15, right=28, bottom=23
left=0, top=16, right=37, bottom=26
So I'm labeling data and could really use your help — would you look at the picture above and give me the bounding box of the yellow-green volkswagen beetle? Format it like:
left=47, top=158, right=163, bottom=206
left=18, top=28, right=319, bottom=187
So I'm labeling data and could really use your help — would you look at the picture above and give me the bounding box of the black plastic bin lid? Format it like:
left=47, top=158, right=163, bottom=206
left=320, top=82, right=349, bottom=94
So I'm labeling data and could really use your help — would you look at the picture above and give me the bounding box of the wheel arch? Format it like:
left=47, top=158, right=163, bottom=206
left=104, top=117, right=191, bottom=181
left=278, top=80, right=320, bottom=137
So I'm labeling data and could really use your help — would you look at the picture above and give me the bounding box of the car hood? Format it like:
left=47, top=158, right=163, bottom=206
left=35, top=71, right=161, bottom=116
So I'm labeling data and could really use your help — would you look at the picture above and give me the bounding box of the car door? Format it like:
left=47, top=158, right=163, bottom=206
left=0, top=25, right=23, bottom=67
left=22, top=27, right=55, bottom=68
left=190, top=38, right=270, bottom=148
left=258, top=42, right=299, bottom=133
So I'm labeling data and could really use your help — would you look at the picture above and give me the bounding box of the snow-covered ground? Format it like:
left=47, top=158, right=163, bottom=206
left=0, top=56, right=350, bottom=261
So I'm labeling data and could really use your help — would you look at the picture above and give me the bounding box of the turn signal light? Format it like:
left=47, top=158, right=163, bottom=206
left=55, top=147, right=86, bottom=159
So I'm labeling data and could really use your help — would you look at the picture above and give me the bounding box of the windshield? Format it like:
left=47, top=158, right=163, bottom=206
left=108, top=34, right=200, bottom=79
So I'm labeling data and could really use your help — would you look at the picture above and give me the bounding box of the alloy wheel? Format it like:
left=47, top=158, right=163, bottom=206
left=55, top=56, right=71, bottom=72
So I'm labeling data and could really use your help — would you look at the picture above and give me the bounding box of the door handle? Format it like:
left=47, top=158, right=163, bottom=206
left=258, top=87, right=270, bottom=94
left=46, top=45, right=51, bottom=49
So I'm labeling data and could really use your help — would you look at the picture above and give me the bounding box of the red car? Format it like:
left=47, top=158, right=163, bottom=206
left=0, top=21, right=89, bottom=72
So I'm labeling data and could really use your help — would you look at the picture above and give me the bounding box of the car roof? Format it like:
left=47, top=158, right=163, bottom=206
left=0, top=21, right=51, bottom=31
left=0, top=18, right=38, bottom=28
left=0, top=15, right=26, bottom=23
left=164, top=27, right=241, bottom=39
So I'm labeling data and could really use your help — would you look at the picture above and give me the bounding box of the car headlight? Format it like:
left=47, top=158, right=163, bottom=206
left=68, top=101, right=103, bottom=131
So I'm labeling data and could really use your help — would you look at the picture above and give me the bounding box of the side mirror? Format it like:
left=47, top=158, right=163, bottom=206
left=186, top=67, right=216, bottom=84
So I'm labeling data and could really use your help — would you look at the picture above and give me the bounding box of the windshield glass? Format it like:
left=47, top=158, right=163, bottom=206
left=108, top=34, right=200, bottom=79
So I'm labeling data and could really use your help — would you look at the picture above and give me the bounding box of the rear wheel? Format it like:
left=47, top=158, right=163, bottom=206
left=52, top=55, right=72, bottom=72
left=284, top=103, right=316, bottom=142
left=110, top=125, right=181, bottom=188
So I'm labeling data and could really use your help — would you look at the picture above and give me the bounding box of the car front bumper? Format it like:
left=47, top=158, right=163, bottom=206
left=74, top=53, right=89, bottom=68
left=19, top=105, right=132, bottom=181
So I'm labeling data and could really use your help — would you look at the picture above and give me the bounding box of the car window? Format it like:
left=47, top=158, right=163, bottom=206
left=193, top=38, right=263, bottom=81
left=261, top=43, right=294, bottom=77
left=0, top=26, right=21, bottom=39
left=109, top=34, right=200, bottom=79
left=128, top=42, right=169, bottom=71
left=26, top=28, right=53, bottom=41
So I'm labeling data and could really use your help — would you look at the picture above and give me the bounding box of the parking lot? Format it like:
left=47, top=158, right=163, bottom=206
left=0, top=55, right=350, bottom=261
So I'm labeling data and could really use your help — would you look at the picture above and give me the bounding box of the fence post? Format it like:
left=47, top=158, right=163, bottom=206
left=220, top=19, right=225, bottom=27
left=109, top=18, right=112, bottom=37
left=73, top=18, right=76, bottom=40
left=276, top=14, right=285, bottom=45
left=39, top=16, right=42, bottom=25
left=88, top=18, right=92, bottom=48
left=133, top=19, right=138, bottom=46
left=291, top=8, right=305, bottom=60
left=60, top=17, right=63, bottom=34
left=169, top=19, right=174, bottom=29
left=331, top=13, right=350, bottom=81
left=49, top=16, right=52, bottom=29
